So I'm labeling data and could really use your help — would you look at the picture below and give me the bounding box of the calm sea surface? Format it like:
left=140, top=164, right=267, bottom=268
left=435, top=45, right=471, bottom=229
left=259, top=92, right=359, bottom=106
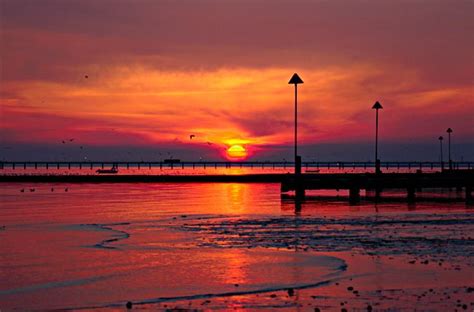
left=0, top=182, right=473, bottom=310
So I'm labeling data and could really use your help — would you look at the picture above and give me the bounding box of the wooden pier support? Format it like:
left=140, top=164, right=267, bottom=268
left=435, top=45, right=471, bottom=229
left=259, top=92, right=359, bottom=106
left=295, top=156, right=302, bottom=175
left=375, top=187, right=382, bottom=200
left=349, top=187, right=360, bottom=204
left=407, top=187, right=416, bottom=202
left=466, top=186, right=473, bottom=204
left=295, top=186, right=305, bottom=199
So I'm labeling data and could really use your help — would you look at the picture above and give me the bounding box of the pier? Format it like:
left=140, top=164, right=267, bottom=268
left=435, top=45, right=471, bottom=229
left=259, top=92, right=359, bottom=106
left=1, top=160, right=472, bottom=204
left=281, top=171, right=474, bottom=203
left=0, top=160, right=472, bottom=171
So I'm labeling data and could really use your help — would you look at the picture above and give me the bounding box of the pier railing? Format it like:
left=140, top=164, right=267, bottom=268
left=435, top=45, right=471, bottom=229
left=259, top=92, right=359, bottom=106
left=0, top=161, right=472, bottom=170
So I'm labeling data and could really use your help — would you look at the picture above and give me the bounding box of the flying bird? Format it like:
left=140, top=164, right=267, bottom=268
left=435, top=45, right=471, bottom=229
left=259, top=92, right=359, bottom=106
left=190, top=134, right=195, bottom=140
left=207, top=142, right=213, bottom=145
left=84, top=75, right=89, bottom=79
left=69, top=139, right=74, bottom=142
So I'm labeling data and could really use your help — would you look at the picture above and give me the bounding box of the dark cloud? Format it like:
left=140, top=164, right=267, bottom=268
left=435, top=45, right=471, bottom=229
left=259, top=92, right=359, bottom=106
left=1, top=0, right=472, bottom=81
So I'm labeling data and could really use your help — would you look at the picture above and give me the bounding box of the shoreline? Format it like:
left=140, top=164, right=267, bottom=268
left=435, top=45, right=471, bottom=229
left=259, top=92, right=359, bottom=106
left=0, top=173, right=287, bottom=183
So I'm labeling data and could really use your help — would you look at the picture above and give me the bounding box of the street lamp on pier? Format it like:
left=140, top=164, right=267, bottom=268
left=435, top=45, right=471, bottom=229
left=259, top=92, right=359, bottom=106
left=372, top=101, right=383, bottom=174
left=288, top=73, right=304, bottom=175
left=446, top=128, right=453, bottom=170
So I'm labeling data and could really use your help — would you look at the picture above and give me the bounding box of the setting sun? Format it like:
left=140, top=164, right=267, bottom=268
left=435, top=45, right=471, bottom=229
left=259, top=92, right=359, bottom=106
left=227, top=145, right=247, bottom=160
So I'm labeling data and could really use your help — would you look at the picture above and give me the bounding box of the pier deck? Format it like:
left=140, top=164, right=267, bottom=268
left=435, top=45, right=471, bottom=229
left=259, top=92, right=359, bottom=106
left=281, top=171, right=474, bottom=203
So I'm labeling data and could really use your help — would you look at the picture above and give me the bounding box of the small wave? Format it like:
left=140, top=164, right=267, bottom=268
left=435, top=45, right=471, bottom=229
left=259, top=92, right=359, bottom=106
left=80, top=223, right=131, bottom=249
left=0, top=274, right=115, bottom=296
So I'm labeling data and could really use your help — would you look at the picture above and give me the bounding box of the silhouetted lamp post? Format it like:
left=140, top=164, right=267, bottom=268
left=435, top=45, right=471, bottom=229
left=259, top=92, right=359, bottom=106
left=438, top=136, right=444, bottom=171
left=446, top=128, right=453, bottom=170
left=289, top=73, right=304, bottom=175
left=372, top=101, right=383, bottom=174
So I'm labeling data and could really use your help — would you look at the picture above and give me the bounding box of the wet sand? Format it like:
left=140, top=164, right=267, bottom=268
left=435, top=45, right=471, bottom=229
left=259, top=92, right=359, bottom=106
left=0, top=182, right=473, bottom=311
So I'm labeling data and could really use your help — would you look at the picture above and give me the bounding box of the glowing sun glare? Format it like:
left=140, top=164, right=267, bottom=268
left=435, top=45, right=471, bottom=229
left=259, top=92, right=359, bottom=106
left=227, top=145, right=247, bottom=160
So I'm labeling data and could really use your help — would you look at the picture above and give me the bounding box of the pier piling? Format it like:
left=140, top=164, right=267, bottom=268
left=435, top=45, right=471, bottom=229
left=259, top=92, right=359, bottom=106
left=349, top=187, right=361, bottom=203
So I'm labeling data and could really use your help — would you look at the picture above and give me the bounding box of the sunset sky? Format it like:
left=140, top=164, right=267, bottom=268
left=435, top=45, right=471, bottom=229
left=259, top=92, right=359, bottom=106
left=1, top=0, right=473, bottom=161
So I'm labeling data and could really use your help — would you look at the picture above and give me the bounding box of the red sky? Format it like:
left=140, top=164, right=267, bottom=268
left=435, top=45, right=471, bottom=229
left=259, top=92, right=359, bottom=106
left=1, top=0, right=473, bottom=161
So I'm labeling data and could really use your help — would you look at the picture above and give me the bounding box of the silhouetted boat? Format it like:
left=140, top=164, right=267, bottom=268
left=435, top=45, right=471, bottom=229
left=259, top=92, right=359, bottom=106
left=96, top=166, right=118, bottom=174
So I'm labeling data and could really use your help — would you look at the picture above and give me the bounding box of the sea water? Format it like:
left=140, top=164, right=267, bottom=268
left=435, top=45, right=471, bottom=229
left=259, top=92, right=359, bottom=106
left=0, top=183, right=472, bottom=310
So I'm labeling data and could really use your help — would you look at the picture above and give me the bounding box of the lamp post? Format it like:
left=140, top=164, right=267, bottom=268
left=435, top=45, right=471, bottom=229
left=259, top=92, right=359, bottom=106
left=372, top=101, right=383, bottom=174
left=446, top=128, right=453, bottom=170
left=288, top=73, right=303, bottom=175
left=438, top=136, right=444, bottom=171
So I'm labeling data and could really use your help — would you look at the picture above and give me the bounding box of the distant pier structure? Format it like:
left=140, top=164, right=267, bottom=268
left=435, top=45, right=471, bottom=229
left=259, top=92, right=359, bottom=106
left=0, top=160, right=472, bottom=171
left=1, top=160, right=473, bottom=204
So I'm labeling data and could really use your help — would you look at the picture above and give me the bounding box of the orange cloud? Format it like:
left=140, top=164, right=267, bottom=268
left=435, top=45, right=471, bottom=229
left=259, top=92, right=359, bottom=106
left=1, top=64, right=473, bottom=160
